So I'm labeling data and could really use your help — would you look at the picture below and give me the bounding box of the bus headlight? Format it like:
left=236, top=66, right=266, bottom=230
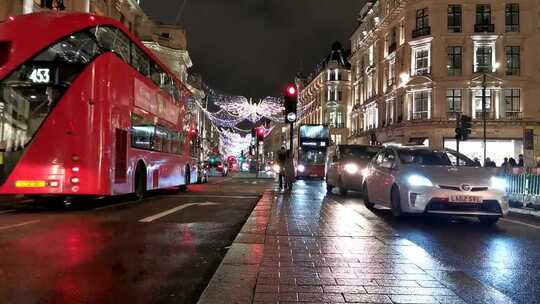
left=298, top=164, right=306, bottom=172
left=344, top=163, right=359, bottom=175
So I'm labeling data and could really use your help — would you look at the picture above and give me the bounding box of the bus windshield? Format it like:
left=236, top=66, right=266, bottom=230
left=0, top=30, right=100, bottom=152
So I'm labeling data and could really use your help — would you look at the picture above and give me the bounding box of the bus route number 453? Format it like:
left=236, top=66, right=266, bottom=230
left=29, top=68, right=51, bottom=84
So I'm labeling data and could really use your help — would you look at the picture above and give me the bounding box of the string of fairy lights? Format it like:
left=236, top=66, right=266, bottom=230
left=192, top=86, right=311, bottom=157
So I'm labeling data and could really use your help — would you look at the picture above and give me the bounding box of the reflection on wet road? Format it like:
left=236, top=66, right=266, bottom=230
left=325, top=180, right=540, bottom=304
left=0, top=177, right=272, bottom=304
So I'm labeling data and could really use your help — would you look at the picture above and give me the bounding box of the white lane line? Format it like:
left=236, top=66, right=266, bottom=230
left=94, top=201, right=137, bottom=211
left=0, top=210, right=15, bottom=215
left=0, top=220, right=40, bottom=231
left=139, top=202, right=219, bottom=223
left=169, top=195, right=259, bottom=199
left=501, top=218, right=540, bottom=230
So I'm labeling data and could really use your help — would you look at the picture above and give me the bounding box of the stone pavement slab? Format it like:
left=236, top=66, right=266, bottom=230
left=198, top=186, right=511, bottom=304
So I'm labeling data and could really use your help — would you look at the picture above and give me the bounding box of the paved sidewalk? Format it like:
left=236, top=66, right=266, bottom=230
left=198, top=183, right=512, bottom=304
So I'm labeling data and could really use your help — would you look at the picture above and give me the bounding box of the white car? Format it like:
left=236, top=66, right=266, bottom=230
left=363, top=146, right=509, bottom=225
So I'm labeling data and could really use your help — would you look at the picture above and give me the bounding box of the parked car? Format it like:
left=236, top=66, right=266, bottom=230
left=326, top=145, right=382, bottom=195
left=197, top=162, right=209, bottom=184
left=363, top=146, right=509, bottom=225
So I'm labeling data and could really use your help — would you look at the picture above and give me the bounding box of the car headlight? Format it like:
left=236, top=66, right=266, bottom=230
left=344, top=163, right=359, bottom=174
left=298, top=164, right=305, bottom=172
left=407, top=174, right=433, bottom=187
left=272, top=164, right=280, bottom=173
left=361, top=168, right=370, bottom=177
left=491, top=176, right=507, bottom=191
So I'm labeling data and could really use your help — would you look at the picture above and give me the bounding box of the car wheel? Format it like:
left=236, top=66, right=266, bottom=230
left=478, top=215, right=500, bottom=225
left=390, top=186, right=403, bottom=218
left=363, top=183, right=375, bottom=209
left=326, top=175, right=334, bottom=192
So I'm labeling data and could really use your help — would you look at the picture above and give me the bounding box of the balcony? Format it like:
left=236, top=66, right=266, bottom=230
left=505, top=112, right=523, bottom=120
left=412, top=27, right=431, bottom=39
left=412, top=112, right=429, bottom=120
left=474, top=24, right=495, bottom=33
left=388, top=42, right=397, bottom=54
left=474, top=111, right=495, bottom=120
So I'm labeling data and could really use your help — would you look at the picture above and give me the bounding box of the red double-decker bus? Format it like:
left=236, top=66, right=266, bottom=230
left=0, top=12, right=198, bottom=201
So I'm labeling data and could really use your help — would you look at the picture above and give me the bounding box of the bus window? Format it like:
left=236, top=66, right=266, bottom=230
left=91, top=26, right=131, bottom=63
left=150, top=61, right=163, bottom=87
left=131, top=114, right=154, bottom=150
left=131, top=44, right=150, bottom=77
left=172, top=82, right=181, bottom=103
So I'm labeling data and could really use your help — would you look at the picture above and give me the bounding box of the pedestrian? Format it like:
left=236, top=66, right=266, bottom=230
left=276, top=146, right=287, bottom=190
left=52, top=0, right=65, bottom=10
left=485, top=157, right=495, bottom=168
left=509, top=157, right=517, bottom=167
left=284, top=149, right=295, bottom=191
left=518, top=154, right=524, bottom=167
left=502, top=157, right=511, bottom=174
left=473, top=157, right=481, bottom=167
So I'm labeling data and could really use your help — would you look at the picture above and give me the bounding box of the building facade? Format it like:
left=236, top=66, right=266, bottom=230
left=296, top=42, right=352, bottom=145
left=349, top=0, right=540, bottom=165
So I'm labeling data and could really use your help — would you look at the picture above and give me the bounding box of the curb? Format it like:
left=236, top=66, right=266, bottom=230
left=509, top=207, right=540, bottom=217
left=197, top=191, right=274, bottom=304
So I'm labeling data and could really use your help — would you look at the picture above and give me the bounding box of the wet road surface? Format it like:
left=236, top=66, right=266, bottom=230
left=325, top=180, right=540, bottom=304
left=0, top=176, right=272, bottom=304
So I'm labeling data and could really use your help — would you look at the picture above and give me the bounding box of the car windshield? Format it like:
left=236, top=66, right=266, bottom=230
left=340, top=146, right=380, bottom=160
left=398, top=149, right=475, bottom=166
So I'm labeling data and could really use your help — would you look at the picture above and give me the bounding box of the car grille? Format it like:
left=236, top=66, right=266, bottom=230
left=426, top=199, right=502, bottom=214
left=438, top=185, right=489, bottom=192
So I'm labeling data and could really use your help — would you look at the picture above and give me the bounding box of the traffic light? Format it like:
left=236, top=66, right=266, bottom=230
left=256, top=127, right=265, bottom=142
left=284, top=84, right=298, bottom=123
left=455, top=115, right=472, bottom=141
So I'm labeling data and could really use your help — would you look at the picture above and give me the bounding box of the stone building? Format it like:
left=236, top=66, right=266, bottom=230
left=295, top=42, right=352, bottom=145
left=349, top=0, right=540, bottom=165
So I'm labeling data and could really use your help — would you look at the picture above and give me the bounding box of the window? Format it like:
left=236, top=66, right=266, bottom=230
left=476, top=4, right=491, bottom=25
left=337, top=90, right=343, bottom=102
left=150, top=62, right=166, bottom=87
left=474, top=89, right=492, bottom=118
left=505, top=4, right=520, bottom=32
left=447, top=46, right=462, bottom=76
left=505, top=88, right=521, bottom=118
left=131, top=44, right=150, bottom=77
left=416, top=8, right=429, bottom=29
left=414, top=48, right=430, bottom=75
left=388, top=60, right=395, bottom=85
left=413, top=91, right=430, bottom=120
left=446, top=89, right=462, bottom=115
left=475, top=45, right=492, bottom=72
left=131, top=114, right=155, bottom=150
left=399, top=19, right=405, bottom=45
left=91, top=26, right=131, bottom=63
left=506, top=46, right=520, bottom=76
left=448, top=5, right=462, bottom=33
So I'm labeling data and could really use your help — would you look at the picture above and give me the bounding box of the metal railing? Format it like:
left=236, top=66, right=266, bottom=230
left=474, top=24, right=495, bottom=33
left=505, top=168, right=540, bottom=208
left=505, top=112, right=523, bottom=120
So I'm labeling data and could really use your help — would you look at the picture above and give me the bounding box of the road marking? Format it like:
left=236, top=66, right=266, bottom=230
left=93, top=201, right=138, bottom=211
left=501, top=218, right=540, bottom=230
left=139, top=202, right=219, bottom=223
left=0, top=220, right=40, bottom=231
left=0, top=210, right=15, bottom=215
left=169, top=195, right=259, bottom=199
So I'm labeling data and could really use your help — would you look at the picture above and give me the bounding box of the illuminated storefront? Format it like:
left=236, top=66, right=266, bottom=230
left=444, top=138, right=523, bottom=166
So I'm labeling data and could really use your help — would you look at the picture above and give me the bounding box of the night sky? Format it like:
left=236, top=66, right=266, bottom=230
left=141, top=0, right=363, bottom=99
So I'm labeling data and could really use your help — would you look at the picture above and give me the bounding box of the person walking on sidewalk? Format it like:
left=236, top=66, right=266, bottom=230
left=283, top=149, right=295, bottom=191
left=276, top=146, right=287, bottom=190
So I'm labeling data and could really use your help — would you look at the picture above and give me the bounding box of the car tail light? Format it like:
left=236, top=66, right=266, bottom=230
left=70, top=177, right=80, bottom=184
left=71, top=167, right=80, bottom=173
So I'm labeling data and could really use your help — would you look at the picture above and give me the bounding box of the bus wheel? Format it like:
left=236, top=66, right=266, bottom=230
left=134, top=163, right=147, bottom=201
